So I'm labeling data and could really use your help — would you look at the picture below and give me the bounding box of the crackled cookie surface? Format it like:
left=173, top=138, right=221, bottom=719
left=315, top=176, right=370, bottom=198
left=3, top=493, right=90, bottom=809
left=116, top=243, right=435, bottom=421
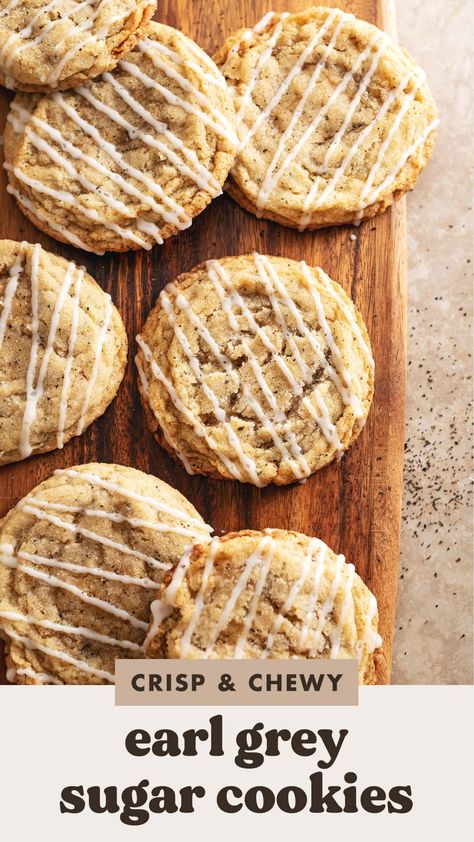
left=4, top=21, right=237, bottom=253
left=136, top=254, right=374, bottom=487
left=0, top=463, right=212, bottom=684
left=0, top=0, right=156, bottom=92
left=145, top=529, right=382, bottom=683
left=214, top=6, right=438, bottom=229
left=0, top=239, right=127, bottom=465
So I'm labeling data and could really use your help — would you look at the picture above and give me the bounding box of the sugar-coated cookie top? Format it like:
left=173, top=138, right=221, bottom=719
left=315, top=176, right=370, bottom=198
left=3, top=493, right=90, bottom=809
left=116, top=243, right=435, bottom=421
left=214, top=6, right=438, bottom=229
left=4, top=21, right=237, bottom=252
left=0, top=239, right=127, bottom=465
left=145, top=529, right=381, bottom=683
left=136, top=254, right=374, bottom=486
left=0, top=463, right=212, bottom=684
left=0, top=0, right=157, bottom=91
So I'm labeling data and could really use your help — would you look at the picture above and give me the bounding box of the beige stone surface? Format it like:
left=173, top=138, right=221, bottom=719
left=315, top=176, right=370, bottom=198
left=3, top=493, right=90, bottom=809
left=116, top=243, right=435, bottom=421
left=392, top=0, right=473, bottom=684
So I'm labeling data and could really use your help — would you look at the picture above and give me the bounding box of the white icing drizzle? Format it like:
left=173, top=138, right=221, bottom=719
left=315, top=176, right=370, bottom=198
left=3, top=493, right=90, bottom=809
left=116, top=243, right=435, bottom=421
left=255, top=12, right=352, bottom=210
left=299, top=33, right=388, bottom=227
left=330, top=562, right=355, bottom=657
left=6, top=182, right=96, bottom=251
left=0, top=609, right=142, bottom=652
left=0, top=0, right=21, bottom=19
left=55, top=91, right=188, bottom=233
left=0, top=543, right=147, bottom=629
left=0, top=239, right=26, bottom=351
left=251, top=255, right=312, bottom=383
left=20, top=503, right=169, bottom=570
left=7, top=23, right=232, bottom=251
left=6, top=628, right=115, bottom=683
left=18, top=242, right=41, bottom=458
left=239, top=9, right=338, bottom=149
left=135, top=354, right=196, bottom=476
left=203, top=534, right=274, bottom=657
left=160, top=288, right=261, bottom=486
left=20, top=256, right=75, bottom=458
left=136, top=333, right=252, bottom=484
left=138, top=263, right=312, bottom=482
left=54, top=467, right=211, bottom=532
left=144, top=531, right=382, bottom=662
left=9, top=665, right=63, bottom=685
left=252, top=11, right=276, bottom=35
left=179, top=537, right=220, bottom=656
left=263, top=32, right=383, bottom=211
left=0, top=0, right=152, bottom=86
left=307, top=69, right=423, bottom=216
left=234, top=538, right=275, bottom=658
left=29, top=498, right=207, bottom=541
left=299, top=261, right=364, bottom=417
left=309, top=553, right=346, bottom=657
left=302, top=392, right=343, bottom=455
left=46, top=0, right=136, bottom=86
left=13, top=162, right=150, bottom=249
left=136, top=37, right=236, bottom=141
left=143, top=599, right=174, bottom=652
left=57, top=266, right=84, bottom=448
left=299, top=542, right=329, bottom=648
left=76, top=293, right=112, bottom=435
left=3, top=244, right=114, bottom=458
left=229, top=8, right=435, bottom=221
left=362, top=117, right=439, bottom=208
left=0, top=0, right=71, bottom=71
left=358, top=592, right=383, bottom=658
left=316, top=266, right=374, bottom=368
left=17, top=546, right=161, bottom=589
left=235, top=13, right=289, bottom=128
left=208, top=260, right=301, bottom=395
left=149, top=39, right=227, bottom=91
left=358, top=71, right=425, bottom=206
left=143, top=543, right=195, bottom=651
left=262, top=536, right=322, bottom=657
left=161, top=284, right=307, bottom=481
left=10, top=102, right=168, bottom=241
left=98, top=74, right=220, bottom=194
left=207, top=258, right=311, bottom=479
left=258, top=255, right=362, bottom=413
left=137, top=253, right=371, bottom=482
left=0, top=460, right=210, bottom=681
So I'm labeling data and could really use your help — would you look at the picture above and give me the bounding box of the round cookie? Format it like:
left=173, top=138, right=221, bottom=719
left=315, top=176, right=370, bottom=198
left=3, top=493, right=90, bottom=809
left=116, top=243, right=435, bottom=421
left=214, top=7, right=438, bottom=229
left=4, top=21, right=237, bottom=254
left=0, top=0, right=157, bottom=92
left=0, top=463, right=212, bottom=684
left=136, top=253, right=374, bottom=487
left=144, top=529, right=382, bottom=684
left=0, top=239, right=127, bottom=465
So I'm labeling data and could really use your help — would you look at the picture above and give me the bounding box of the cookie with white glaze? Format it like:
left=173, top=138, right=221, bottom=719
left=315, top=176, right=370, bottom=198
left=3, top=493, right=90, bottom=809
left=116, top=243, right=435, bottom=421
left=4, top=21, right=237, bottom=253
left=214, top=6, right=438, bottom=229
left=0, top=0, right=157, bottom=92
left=144, top=529, right=382, bottom=684
left=0, top=239, right=127, bottom=465
left=136, top=254, right=374, bottom=487
left=0, top=462, right=212, bottom=684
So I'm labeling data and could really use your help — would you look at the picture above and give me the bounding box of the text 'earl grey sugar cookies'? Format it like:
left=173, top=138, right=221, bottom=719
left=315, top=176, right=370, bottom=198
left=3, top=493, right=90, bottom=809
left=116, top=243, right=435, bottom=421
left=214, top=6, right=438, bottom=229
left=136, top=254, right=374, bottom=487
left=0, top=239, right=126, bottom=465
left=4, top=21, right=237, bottom=253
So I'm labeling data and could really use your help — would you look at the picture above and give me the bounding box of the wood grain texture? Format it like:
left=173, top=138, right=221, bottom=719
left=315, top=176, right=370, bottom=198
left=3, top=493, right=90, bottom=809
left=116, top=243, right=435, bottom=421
left=0, top=0, right=406, bottom=684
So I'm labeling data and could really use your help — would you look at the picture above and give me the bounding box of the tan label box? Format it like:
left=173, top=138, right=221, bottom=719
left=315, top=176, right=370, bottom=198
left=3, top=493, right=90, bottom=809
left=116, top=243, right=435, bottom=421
left=115, top=659, right=358, bottom=706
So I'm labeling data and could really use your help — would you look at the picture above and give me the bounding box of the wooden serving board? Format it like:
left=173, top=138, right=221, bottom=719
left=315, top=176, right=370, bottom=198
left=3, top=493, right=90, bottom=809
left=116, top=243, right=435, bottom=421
left=0, top=0, right=406, bottom=684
